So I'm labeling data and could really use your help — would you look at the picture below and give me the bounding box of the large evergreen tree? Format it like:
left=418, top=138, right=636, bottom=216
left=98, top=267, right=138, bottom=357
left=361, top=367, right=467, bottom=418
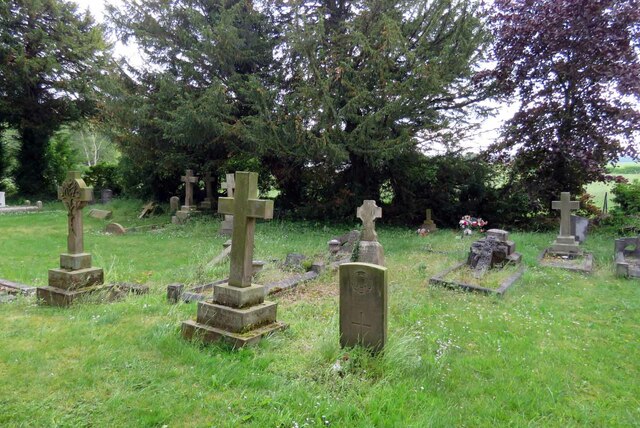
left=258, top=0, right=491, bottom=216
left=0, top=0, right=111, bottom=195
left=490, top=0, right=640, bottom=208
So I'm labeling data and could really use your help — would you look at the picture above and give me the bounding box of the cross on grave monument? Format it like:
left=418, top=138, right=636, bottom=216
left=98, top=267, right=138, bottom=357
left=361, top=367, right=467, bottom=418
left=356, top=200, right=385, bottom=266
left=340, top=262, right=387, bottom=353
left=200, top=172, right=216, bottom=210
left=37, top=171, right=105, bottom=306
left=181, top=169, right=199, bottom=209
left=357, top=200, right=382, bottom=242
left=422, top=208, right=437, bottom=232
left=219, top=173, right=236, bottom=235
left=550, top=192, right=582, bottom=254
left=182, top=171, right=286, bottom=347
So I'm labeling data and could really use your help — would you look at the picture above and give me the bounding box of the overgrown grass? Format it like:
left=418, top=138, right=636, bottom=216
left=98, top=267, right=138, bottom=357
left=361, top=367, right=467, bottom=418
left=1, top=201, right=639, bottom=426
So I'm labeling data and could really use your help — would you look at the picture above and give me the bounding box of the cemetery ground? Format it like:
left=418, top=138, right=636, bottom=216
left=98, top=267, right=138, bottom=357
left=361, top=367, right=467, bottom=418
left=1, top=202, right=639, bottom=427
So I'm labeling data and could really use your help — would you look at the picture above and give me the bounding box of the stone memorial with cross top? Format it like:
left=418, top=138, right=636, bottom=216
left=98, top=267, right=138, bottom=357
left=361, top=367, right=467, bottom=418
left=219, top=173, right=236, bottom=235
left=550, top=192, right=582, bottom=254
left=200, top=172, right=216, bottom=210
left=422, top=208, right=437, bottom=232
left=37, top=171, right=105, bottom=306
left=339, top=262, right=388, bottom=354
left=181, top=169, right=199, bottom=210
left=182, top=171, right=286, bottom=347
left=356, top=200, right=385, bottom=266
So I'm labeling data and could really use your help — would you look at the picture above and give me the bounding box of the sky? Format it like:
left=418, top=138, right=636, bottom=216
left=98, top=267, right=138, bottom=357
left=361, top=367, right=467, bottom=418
left=71, top=0, right=511, bottom=153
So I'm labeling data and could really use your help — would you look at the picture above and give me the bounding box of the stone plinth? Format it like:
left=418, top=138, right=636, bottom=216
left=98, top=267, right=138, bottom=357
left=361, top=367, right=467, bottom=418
left=357, top=241, right=385, bottom=266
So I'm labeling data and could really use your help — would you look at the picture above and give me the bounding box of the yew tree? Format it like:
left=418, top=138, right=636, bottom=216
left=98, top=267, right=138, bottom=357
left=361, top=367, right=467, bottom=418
left=0, top=0, right=110, bottom=195
left=490, top=0, right=640, bottom=208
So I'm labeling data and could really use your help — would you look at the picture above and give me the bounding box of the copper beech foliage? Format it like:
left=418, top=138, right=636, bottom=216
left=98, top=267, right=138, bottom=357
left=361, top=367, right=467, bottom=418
left=489, top=0, right=640, bottom=209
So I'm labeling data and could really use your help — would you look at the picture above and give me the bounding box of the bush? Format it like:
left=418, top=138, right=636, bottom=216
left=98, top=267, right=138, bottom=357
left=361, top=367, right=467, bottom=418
left=611, top=180, right=640, bottom=215
left=83, top=163, right=123, bottom=194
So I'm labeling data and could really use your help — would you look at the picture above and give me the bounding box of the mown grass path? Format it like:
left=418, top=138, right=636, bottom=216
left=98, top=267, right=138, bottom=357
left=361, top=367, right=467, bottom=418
left=1, top=203, right=638, bottom=426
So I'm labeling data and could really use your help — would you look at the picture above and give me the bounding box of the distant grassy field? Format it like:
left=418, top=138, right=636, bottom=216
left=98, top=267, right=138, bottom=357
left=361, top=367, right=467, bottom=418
left=586, top=162, right=640, bottom=209
left=1, top=201, right=639, bottom=426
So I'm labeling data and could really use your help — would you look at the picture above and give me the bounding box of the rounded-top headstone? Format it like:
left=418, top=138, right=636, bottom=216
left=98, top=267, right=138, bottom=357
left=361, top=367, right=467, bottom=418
left=105, top=223, right=126, bottom=235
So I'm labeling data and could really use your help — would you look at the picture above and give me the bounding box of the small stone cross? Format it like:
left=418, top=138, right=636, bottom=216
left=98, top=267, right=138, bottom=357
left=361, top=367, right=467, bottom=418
left=58, top=171, right=93, bottom=254
left=181, top=169, right=198, bottom=207
left=221, top=173, right=235, bottom=197
left=218, top=172, right=273, bottom=287
left=204, top=172, right=215, bottom=201
left=357, top=200, right=382, bottom=242
left=425, top=209, right=433, bottom=222
left=552, top=192, right=580, bottom=237
left=352, top=311, right=371, bottom=338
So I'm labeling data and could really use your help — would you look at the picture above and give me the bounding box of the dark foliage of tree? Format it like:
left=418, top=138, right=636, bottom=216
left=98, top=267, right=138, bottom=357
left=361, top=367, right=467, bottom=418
left=490, top=0, right=640, bottom=210
left=0, top=0, right=111, bottom=196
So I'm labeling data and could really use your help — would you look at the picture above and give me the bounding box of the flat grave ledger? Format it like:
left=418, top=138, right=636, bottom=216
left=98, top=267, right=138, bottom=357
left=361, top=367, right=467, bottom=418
left=429, top=229, right=524, bottom=295
left=339, top=262, right=388, bottom=353
left=181, top=171, right=286, bottom=347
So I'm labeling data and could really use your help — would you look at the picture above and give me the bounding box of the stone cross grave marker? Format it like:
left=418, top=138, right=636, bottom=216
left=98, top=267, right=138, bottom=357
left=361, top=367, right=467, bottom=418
left=422, top=208, right=437, bottom=232
left=219, top=173, right=236, bottom=235
left=59, top=171, right=94, bottom=254
left=339, top=262, right=388, bottom=353
left=218, top=172, right=273, bottom=287
left=550, top=192, right=581, bottom=254
left=181, top=169, right=199, bottom=208
left=357, top=200, right=382, bottom=242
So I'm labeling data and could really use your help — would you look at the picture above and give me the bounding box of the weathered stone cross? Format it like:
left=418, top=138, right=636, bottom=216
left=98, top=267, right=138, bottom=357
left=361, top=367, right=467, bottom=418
left=552, top=192, right=580, bottom=236
left=357, top=200, right=382, bottom=242
left=352, top=311, right=371, bottom=337
left=58, top=171, right=93, bottom=254
left=221, top=173, right=235, bottom=197
left=425, top=209, right=433, bottom=222
left=181, top=169, right=198, bottom=207
left=218, top=172, right=273, bottom=287
left=204, top=172, right=215, bottom=201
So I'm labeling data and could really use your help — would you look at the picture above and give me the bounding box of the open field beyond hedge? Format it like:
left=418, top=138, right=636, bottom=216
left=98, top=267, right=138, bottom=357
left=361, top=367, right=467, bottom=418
left=0, top=202, right=639, bottom=427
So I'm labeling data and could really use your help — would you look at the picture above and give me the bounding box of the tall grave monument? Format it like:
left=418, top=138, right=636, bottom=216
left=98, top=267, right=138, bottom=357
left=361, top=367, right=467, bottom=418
left=421, top=208, right=437, bottom=232
left=550, top=192, right=581, bottom=255
left=172, top=169, right=199, bottom=224
left=37, top=171, right=105, bottom=306
left=339, top=262, right=388, bottom=353
left=182, top=171, right=286, bottom=347
left=356, top=200, right=385, bottom=266
left=219, top=173, right=235, bottom=235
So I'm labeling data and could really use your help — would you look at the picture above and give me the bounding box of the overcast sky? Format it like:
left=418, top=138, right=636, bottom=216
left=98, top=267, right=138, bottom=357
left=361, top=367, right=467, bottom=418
left=71, top=0, right=511, bottom=153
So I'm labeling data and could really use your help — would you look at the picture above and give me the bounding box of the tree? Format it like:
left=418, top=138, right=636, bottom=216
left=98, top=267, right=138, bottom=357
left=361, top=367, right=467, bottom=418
left=0, top=0, right=111, bottom=196
left=259, top=0, right=492, bottom=216
left=106, top=0, right=276, bottom=199
left=490, top=0, right=640, bottom=210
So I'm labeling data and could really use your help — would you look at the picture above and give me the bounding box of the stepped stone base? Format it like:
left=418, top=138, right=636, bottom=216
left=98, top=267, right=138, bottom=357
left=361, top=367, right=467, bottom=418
left=37, top=284, right=109, bottom=307
left=182, top=319, right=287, bottom=348
left=550, top=236, right=582, bottom=255
left=48, top=267, right=104, bottom=290
left=196, top=300, right=277, bottom=333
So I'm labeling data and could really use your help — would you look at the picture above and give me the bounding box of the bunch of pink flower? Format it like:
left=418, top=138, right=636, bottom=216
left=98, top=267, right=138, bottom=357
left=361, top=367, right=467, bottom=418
left=459, top=215, right=487, bottom=235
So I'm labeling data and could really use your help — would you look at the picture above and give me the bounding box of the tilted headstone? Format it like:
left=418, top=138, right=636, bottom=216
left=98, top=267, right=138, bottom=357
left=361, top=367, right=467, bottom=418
left=219, top=173, right=236, bottom=235
left=182, top=171, right=286, bottom=347
left=138, top=201, right=156, bottom=219
left=339, top=262, right=388, bottom=354
left=356, top=200, right=385, bottom=266
left=550, top=192, right=581, bottom=254
left=37, top=171, right=105, bottom=306
left=105, top=222, right=126, bottom=235
left=422, top=208, right=437, bottom=232
left=200, top=172, right=216, bottom=210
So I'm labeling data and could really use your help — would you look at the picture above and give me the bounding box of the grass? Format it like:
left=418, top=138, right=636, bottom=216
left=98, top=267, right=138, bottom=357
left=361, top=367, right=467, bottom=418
left=443, top=263, right=522, bottom=289
left=586, top=162, right=640, bottom=209
left=1, top=200, right=639, bottom=427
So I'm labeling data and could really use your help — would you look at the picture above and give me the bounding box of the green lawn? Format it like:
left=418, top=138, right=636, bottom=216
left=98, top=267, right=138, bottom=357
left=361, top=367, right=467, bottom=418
left=1, top=202, right=639, bottom=427
left=586, top=162, right=640, bottom=209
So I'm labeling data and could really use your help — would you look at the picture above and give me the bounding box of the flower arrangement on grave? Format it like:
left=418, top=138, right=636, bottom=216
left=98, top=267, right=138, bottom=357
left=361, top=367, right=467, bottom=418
left=459, top=215, right=488, bottom=235
left=416, top=227, right=429, bottom=237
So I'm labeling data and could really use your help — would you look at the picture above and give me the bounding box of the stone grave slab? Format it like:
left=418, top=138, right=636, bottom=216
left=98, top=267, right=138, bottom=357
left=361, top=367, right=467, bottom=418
left=356, top=200, right=384, bottom=266
left=37, top=171, right=106, bottom=306
left=182, top=171, right=286, bottom=347
left=89, top=209, right=112, bottom=220
left=537, top=248, right=594, bottom=274
left=339, top=262, right=387, bottom=353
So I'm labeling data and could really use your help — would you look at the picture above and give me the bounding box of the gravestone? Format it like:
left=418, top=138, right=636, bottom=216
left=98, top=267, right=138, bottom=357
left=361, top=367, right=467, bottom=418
left=36, top=201, right=43, bottom=209
left=138, top=201, right=156, bottom=219
left=182, top=171, right=286, bottom=347
left=356, top=200, right=385, bottom=266
left=37, top=171, right=105, bottom=306
left=200, top=173, right=216, bottom=210
left=571, top=215, right=589, bottom=243
left=339, top=262, right=388, bottom=353
left=219, top=173, right=236, bottom=235
left=468, top=229, right=521, bottom=277
left=89, top=209, right=112, bottom=220
left=614, top=236, right=640, bottom=278
left=422, top=208, right=437, bottom=232
left=172, top=169, right=200, bottom=224
left=105, top=223, right=126, bottom=235
left=550, top=192, right=582, bottom=255
left=0, top=192, right=4, bottom=207
left=169, top=196, right=180, bottom=214
left=100, top=189, right=113, bottom=204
